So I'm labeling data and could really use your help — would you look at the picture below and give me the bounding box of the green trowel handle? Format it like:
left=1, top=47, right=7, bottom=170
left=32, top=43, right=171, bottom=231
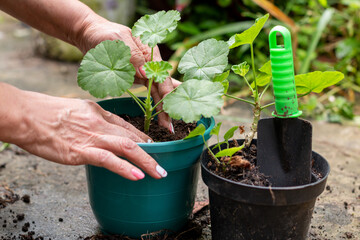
left=269, top=26, right=302, bottom=118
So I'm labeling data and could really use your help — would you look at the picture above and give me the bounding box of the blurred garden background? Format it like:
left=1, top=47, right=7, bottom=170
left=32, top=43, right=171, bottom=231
left=1, top=0, right=360, bottom=125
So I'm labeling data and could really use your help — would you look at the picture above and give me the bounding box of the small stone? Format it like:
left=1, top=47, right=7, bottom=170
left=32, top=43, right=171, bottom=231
left=21, top=194, right=30, bottom=204
left=16, top=214, right=25, bottom=221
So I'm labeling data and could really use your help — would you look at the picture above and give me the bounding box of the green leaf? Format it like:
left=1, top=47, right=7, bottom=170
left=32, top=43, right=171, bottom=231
left=212, top=142, right=225, bottom=150
left=210, top=122, right=222, bottom=136
left=318, top=0, right=328, bottom=7
left=213, top=71, right=230, bottom=93
left=143, top=61, right=172, bottom=83
left=77, top=40, right=136, bottom=98
left=295, top=71, right=344, bottom=94
left=231, top=62, right=250, bottom=77
left=163, top=80, right=224, bottom=123
left=132, top=10, right=181, bottom=48
left=215, top=146, right=243, bottom=158
left=259, top=60, right=272, bottom=75
left=217, top=0, right=232, bottom=7
left=184, top=124, right=206, bottom=139
left=0, top=142, right=10, bottom=152
left=229, top=14, right=269, bottom=49
left=255, top=73, right=272, bottom=87
left=251, top=60, right=272, bottom=87
left=224, top=126, right=238, bottom=141
left=178, top=39, right=229, bottom=81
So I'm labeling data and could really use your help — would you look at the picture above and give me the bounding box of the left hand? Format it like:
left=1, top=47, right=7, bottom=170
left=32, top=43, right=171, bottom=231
left=76, top=18, right=181, bottom=132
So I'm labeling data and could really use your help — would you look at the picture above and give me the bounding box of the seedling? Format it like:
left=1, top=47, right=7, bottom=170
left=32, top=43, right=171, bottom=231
left=77, top=10, right=225, bottom=133
left=188, top=13, right=344, bottom=166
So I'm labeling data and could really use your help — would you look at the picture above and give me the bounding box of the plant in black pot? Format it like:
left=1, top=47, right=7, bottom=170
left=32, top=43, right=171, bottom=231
left=193, top=14, right=344, bottom=240
left=76, top=10, right=230, bottom=238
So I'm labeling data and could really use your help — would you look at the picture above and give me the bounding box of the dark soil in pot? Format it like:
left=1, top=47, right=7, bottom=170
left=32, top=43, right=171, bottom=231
left=206, top=140, right=324, bottom=186
left=120, top=115, right=196, bottom=142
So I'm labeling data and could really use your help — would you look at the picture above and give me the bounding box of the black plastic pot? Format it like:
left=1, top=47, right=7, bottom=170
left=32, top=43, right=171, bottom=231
left=201, top=140, right=330, bottom=240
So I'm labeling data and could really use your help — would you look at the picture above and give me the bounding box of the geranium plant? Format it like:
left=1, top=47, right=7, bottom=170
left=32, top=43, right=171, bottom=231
left=77, top=10, right=226, bottom=134
left=189, top=14, right=344, bottom=164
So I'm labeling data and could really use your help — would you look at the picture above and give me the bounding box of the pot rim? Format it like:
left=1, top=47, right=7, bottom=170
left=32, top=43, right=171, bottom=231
left=201, top=156, right=329, bottom=192
left=201, top=139, right=330, bottom=191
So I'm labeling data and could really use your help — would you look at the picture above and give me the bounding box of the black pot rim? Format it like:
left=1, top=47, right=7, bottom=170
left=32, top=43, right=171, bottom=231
left=201, top=139, right=330, bottom=206
left=201, top=152, right=329, bottom=191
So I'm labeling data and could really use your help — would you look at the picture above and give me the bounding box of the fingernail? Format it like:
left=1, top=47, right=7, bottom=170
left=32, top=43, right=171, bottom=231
left=169, top=123, right=175, bottom=134
left=147, top=139, right=152, bottom=143
left=131, top=168, right=145, bottom=180
left=156, top=165, right=168, bottom=178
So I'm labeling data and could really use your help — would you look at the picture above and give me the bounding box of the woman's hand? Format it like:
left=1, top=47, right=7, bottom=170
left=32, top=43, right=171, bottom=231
left=0, top=84, right=167, bottom=181
left=76, top=19, right=181, bottom=132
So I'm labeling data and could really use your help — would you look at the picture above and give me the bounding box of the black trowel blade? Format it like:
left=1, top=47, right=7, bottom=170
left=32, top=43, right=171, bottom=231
left=257, top=117, right=312, bottom=187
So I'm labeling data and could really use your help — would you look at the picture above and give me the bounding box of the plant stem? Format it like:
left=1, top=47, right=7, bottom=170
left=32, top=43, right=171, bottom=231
left=244, top=103, right=261, bottom=147
left=259, top=83, right=271, bottom=102
left=250, top=43, right=259, bottom=101
left=151, top=85, right=179, bottom=112
left=151, top=48, right=154, bottom=62
left=217, top=136, right=221, bottom=152
left=261, top=102, right=275, bottom=110
left=243, top=76, right=254, bottom=93
left=126, top=90, right=146, bottom=113
left=151, top=109, right=164, bottom=119
left=297, top=91, right=312, bottom=98
left=224, top=94, right=255, bottom=106
left=202, top=135, right=220, bottom=164
left=243, top=43, right=261, bottom=148
left=144, top=77, right=154, bottom=133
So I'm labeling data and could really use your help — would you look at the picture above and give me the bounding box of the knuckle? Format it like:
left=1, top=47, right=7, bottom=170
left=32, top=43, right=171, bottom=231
left=119, top=138, right=137, bottom=152
left=96, top=150, right=113, bottom=167
left=115, top=160, right=125, bottom=172
left=141, top=156, right=155, bottom=169
left=64, top=146, right=82, bottom=166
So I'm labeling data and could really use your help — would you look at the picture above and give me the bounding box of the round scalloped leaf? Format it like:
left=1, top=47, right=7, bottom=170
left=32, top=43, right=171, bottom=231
left=143, top=61, right=172, bottom=83
left=163, top=80, right=224, bottom=123
left=77, top=40, right=135, bottom=98
left=178, top=39, right=229, bottom=81
left=132, top=10, right=181, bottom=48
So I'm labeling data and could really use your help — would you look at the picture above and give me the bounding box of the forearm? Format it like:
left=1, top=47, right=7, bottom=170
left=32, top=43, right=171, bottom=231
left=0, top=83, right=31, bottom=145
left=0, top=0, right=105, bottom=48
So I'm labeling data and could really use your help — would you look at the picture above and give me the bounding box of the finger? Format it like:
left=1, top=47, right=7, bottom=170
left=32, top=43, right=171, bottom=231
left=133, top=36, right=157, bottom=62
left=101, top=110, right=151, bottom=142
left=171, top=78, right=182, bottom=88
left=158, top=76, right=175, bottom=98
left=83, top=147, right=144, bottom=181
left=96, top=136, right=167, bottom=179
left=151, top=84, right=173, bottom=132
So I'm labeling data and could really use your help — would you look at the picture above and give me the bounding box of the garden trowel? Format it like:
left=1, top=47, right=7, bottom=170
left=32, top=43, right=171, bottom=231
left=257, top=26, right=312, bottom=187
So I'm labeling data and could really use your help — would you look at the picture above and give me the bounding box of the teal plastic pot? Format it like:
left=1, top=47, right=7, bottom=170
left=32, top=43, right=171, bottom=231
left=86, top=97, right=215, bottom=238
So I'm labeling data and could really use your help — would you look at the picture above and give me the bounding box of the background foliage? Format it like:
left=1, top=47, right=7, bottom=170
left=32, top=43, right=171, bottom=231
left=131, top=0, right=359, bottom=124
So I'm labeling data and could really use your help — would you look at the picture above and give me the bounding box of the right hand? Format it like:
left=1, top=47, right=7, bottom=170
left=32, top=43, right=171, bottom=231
left=76, top=19, right=181, bottom=132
